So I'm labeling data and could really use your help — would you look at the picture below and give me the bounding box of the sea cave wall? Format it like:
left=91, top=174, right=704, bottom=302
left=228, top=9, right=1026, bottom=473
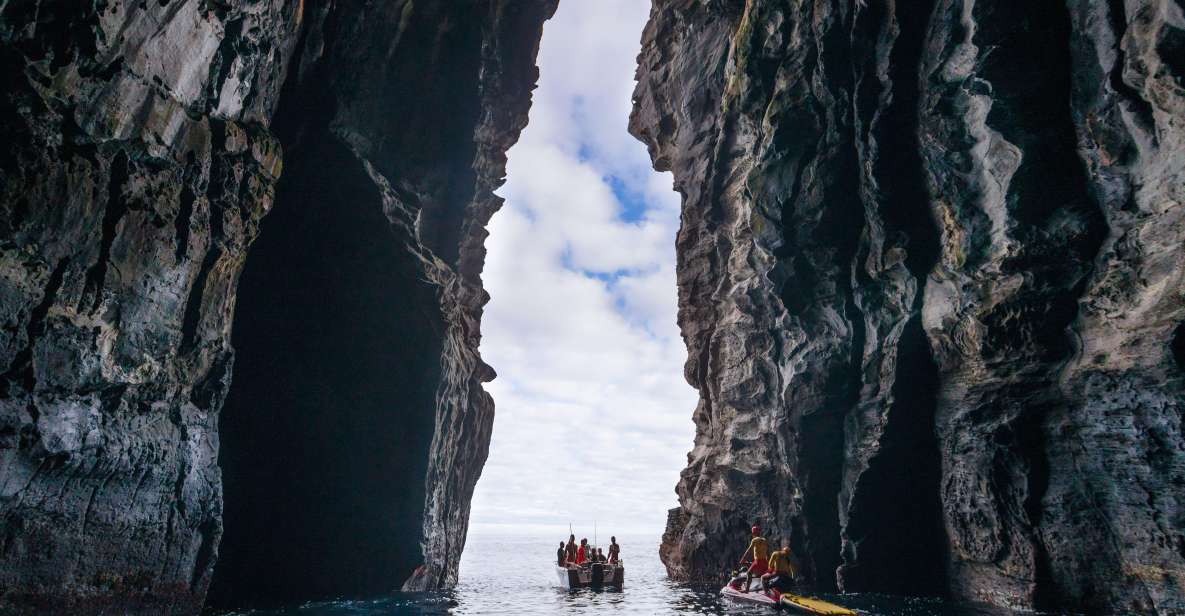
left=631, top=0, right=1185, bottom=613
left=0, top=1, right=554, bottom=613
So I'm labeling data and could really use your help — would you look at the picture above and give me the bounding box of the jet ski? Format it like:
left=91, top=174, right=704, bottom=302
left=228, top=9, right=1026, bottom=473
left=719, top=582, right=781, bottom=606
left=720, top=570, right=856, bottom=614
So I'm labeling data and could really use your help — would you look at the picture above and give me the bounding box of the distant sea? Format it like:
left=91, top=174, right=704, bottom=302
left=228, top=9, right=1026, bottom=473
left=216, top=533, right=1025, bottom=615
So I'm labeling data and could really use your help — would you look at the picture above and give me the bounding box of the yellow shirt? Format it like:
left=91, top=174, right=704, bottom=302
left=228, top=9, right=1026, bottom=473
left=768, top=549, right=795, bottom=575
left=748, top=536, right=769, bottom=561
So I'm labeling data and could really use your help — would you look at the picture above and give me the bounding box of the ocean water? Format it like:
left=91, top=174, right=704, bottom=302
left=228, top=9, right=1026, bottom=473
left=218, top=534, right=1020, bottom=615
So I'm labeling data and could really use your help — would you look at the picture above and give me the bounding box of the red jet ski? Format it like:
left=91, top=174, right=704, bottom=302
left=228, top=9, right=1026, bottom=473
left=720, top=568, right=857, bottom=614
left=720, top=566, right=781, bottom=607
left=719, top=581, right=781, bottom=606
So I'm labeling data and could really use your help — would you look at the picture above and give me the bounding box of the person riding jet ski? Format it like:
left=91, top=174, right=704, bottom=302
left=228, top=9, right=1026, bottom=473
left=761, top=541, right=798, bottom=594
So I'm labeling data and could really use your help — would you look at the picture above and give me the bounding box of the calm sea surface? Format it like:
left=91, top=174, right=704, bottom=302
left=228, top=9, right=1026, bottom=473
left=217, top=534, right=1023, bottom=615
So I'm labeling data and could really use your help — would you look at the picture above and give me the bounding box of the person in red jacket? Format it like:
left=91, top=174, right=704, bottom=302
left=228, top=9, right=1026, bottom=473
left=565, top=534, right=578, bottom=565
left=576, top=538, right=589, bottom=564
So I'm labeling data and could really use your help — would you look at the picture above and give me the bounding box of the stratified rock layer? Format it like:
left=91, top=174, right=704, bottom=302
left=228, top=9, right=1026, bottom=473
left=631, top=1, right=1184, bottom=613
left=0, top=1, right=553, bottom=613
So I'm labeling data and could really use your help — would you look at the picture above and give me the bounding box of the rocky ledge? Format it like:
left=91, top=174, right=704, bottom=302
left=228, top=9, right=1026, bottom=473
left=0, top=1, right=554, bottom=613
left=631, top=0, right=1184, bottom=613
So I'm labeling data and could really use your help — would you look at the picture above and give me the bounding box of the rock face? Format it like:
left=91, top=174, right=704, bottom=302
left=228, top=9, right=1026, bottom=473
left=631, top=0, right=1184, bottom=613
left=208, top=0, right=557, bottom=606
left=0, top=1, right=553, bottom=613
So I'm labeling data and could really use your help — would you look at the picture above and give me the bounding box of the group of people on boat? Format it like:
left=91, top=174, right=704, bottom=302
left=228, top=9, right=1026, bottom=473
left=733, top=525, right=799, bottom=594
left=557, top=534, right=621, bottom=567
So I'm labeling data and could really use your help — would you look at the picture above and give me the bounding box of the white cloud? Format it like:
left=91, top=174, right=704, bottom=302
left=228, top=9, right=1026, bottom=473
left=469, top=0, right=696, bottom=538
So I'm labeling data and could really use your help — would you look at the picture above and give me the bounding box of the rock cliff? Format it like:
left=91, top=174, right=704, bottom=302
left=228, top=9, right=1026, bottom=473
left=0, top=1, right=553, bottom=613
left=631, top=0, right=1185, bottom=613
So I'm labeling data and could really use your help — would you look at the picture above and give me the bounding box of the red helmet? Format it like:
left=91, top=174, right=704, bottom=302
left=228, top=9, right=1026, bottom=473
left=751, top=525, right=761, bottom=535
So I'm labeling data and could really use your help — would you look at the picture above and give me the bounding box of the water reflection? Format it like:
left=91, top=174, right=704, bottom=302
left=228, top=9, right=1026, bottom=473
left=663, top=582, right=735, bottom=615
left=212, top=535, right=1035, bottom=615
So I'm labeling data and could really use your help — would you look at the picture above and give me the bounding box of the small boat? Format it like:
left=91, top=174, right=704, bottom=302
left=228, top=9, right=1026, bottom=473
left=719, top=583, right=857, bottom=615
left=555, top=561, right=624, bottom=589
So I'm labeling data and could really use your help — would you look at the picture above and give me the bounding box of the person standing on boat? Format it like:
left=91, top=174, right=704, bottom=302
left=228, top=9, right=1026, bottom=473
left=577, top=538, right=589, bottom=564
left=566, top=535, right=578, bottom=566
left=607, top=537, right=621, bottom=564
left=737, top=525, right=769, bottom=593
left=557, top=541, right=568, bottom=567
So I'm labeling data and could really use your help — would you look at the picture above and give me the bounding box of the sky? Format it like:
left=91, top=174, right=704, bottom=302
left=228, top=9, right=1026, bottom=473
left=467, top=0, right=697, bottom=540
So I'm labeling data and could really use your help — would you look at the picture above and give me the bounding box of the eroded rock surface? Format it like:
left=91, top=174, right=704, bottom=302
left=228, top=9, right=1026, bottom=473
left=631, top=0, right=1184, bottom=613
left=0, top=1, right=553, bottom=613
left=0, top=3, right=292, bottom=612
left=211, top=0, right=558, bottom=605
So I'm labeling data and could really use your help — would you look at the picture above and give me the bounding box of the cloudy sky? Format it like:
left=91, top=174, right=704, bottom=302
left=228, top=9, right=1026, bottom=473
left=467, top=0, right=697, bottom=539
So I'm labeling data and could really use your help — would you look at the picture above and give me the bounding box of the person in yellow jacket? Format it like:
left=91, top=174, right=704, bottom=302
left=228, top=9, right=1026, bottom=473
left=736, top=525, right=769, bottom=592
left=761, top=541, right=798, bottom=594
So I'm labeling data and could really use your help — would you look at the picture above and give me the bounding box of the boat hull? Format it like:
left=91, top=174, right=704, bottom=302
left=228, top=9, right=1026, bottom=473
left=779, top=593, right=857, bottom=615
left=555, top=563, right=624, bottom=589
left=719, top=585, right=857, bottom=615
left=719, top=584, right=780, bottom=606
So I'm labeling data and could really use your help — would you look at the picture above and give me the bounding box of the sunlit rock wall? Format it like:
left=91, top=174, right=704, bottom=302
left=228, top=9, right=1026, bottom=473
left=0, top=3, right=293, bottom=612
left=631, top=0, right=1185, bottom=613
left=0, top=1, right=553, bottom=613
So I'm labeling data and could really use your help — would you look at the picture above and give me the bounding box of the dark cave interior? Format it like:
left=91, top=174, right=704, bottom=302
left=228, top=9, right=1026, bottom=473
left=206, top=130, right=442, bottom=607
